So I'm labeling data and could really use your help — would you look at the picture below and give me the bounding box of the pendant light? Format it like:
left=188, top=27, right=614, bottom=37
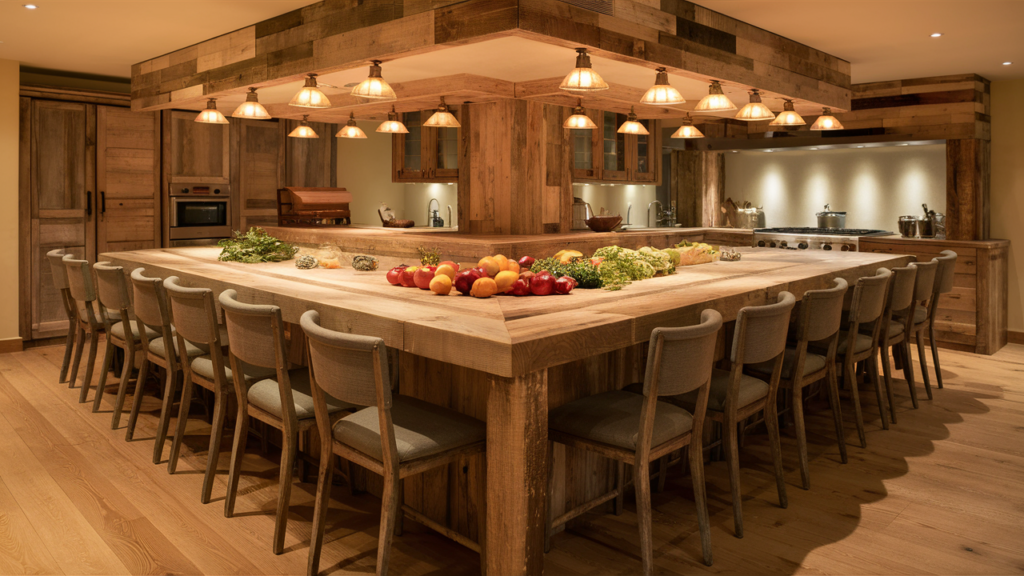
left=231, top=88, right=271, bottom=120
left=617, top=107, right=649, bottom=135
left=768, top=99, right=805, bottom=127
left=336, top=112, right=367, bottom=139
left=376, top=105, right=409, bottom=134
left=639, top=67, right=685, bottom=105
left=423, top=97, right=461, bottom=128
left=350, top=60, right=397, bottom=102
left=693, top=80, right=737, bottom=112
left=734, top=89, right=775, bottom=121
left=810, top=107, right=844, bottom=131
left=670, top=114, right=704, bottom=139
left=563, top=98, right=597, bottom=129
left=288, top=115, right=319, bottom=138
left=289, top=74, right=331, bottom=109
left=194, top=99, right=228, bottom=124
left=559, top=48, right=609, bottom=94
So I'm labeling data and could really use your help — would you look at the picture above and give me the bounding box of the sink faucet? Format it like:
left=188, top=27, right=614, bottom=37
left=447, top=205, right=453, bottom=228
left=626, top=202, right=632, bottom=225
left=427, top=198, right=440, bottom=227
left=648, top=200, right=663, bottom=228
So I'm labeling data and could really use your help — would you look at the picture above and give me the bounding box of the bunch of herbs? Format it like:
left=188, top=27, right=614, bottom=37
left=218, top=227, right=298, bottom=263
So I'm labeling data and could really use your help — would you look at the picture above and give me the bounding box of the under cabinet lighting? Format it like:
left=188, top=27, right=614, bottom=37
left=735, top=89, right=775, bottom=121
left=769, top=99, right=806, bottom=127
left=336, top=112, right=367, bottom=139
left=810, top=107, right=844, bottom=131
left=856, top=145, right=865, bottom=148
left=810, top=147, right=819, bottom=150
left=290, top=74, right=331, bottom=109
left=898, top=143, right=910, bottom=146
left=559, top=48, right=609, bottom=94
left=639, top=68, right=685, bottom=105
left=694, top=80, right=737, bottom=112
left=288, top=115, right=319, bottom=138
left=194, top=99, right=228, bottom=124
left=423, top=97, right=461, bottom=128
left=1003, top=61, right=1013, bottom=66
left=350, top=60, right=397, bottom=102
left=376, top=105, right=409, bottom=133
left=563, top=98, right=597, bottom=129
left=231, top=88, right=271, bottom=120
left=23, top=4, right=37, bottom=9
left=617, top=107, right=648, bottom=135
left=670, top=114, right=704, bottom=139
left=930, top=32, right=943, bottom=38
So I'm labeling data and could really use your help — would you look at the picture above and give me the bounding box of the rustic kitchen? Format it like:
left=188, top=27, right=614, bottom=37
left=1, top=1, right=1022, bottom=575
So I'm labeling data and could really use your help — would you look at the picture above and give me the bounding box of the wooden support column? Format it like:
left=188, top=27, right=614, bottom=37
left=486, top=369, right=548, bottom=576
left=672, top=150, right=725, bottom=227
left=946, top=138, right=990, bottom=241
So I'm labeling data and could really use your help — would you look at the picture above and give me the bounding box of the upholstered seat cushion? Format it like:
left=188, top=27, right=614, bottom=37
left=668, top=369, right=769, bottom=413
left=835, top=331, right=874, bottom=355
left=247, top=368, right=354, bottom=420
left=109, top=319, right=158, bottom=342
left=549, top=390, right=693, bottom=451
left=748, top=348, right=827, bottom=381
left=190, top=355, right=275, bottom=384
left=895, top=307, right=928, bottom=327
left=148, top=325, right=229, bottom=360
left=333, top=396, right=485, bottom=462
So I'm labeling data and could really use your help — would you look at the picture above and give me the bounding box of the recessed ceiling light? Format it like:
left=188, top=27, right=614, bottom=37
left=856, top=145, right=865, bottom=148
left=930, top=32, right=943, bottom=38
left=898, top=143, right=910, bottom=146
left=1003, top=61, right=1013, bottom=66
left=23, top=4, right=37, bottom=8
left=731, top=150, right=739, bottom=153
left=810, top=147, right=819, bottom=150
left=764, top=149, right=773, bottom=153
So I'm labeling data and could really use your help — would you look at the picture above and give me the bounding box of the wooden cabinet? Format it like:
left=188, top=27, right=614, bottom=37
left=392, top=109, right=460, bottom=183
left=97, top=106, right=161, bottom=254
left=571, top=110, right=661, bottom=185
left=232, top=119, right=285, bottom=231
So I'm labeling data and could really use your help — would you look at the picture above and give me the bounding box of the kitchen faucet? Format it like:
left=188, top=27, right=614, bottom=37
left=648, top=200, right=663, bottom=228
left=626, top=202, right=632, bottom=225
left=447, top=205, right=453, bottom=228
left=427, top=198, right=440, bottom=227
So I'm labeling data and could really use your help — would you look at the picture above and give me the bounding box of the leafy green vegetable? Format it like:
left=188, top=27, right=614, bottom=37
left=592, top=245, right=661, bottom=290
left=417, top=246, right=441, bottom=266
left=532, top=257, right=602, bottom=289
left=218, top=227, right=298, bottom=263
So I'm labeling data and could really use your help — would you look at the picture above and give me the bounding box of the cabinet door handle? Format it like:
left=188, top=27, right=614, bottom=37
left=100, top=191, right=106, bottom=214
left=86, top=191, right=92, bottom=217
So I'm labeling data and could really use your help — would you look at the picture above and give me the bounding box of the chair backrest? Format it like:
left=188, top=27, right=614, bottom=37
left=164, top=276, right=220, bottom=347
left=130, top=268, right=172, bottom=330
left=910, top=259, right=938, bottom=303
left=934, top=250, right=957, bottom=295
left=642, top=309, right=723, bottom=397
left=301, top=309, right=390, bottom=408
left=732, top=292, right=797, bottom=365
left=219, top=289, right=285, bottom=371
left=887, top=265, right=918, bottom=317
left=849, top=267, right=892, bottom=325
left=63, top=254, right=97, bottom=304
left=795, top=278, right=848, bottom=344
left=46, top=249, right=70, bottom=291
left=93, top=262, right=132, bottom=314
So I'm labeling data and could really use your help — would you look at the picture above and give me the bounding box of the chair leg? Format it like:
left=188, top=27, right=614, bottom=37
left=791, top=384, right=810, bottom=490
left=688, top=442, right=713, bottom=567
left=916, top=330, right=933, bottom=401
left=224, top=405, right=249, bottom=518
left=59, top=324, right=75, bottom=384
left=868, top=353, right=889, bottom=430
left=722, top=417, right=743, bottom=538
left=125, top=357, right=150, bottom=441
left=168, top=372, right=196, bottom=474
left=394, top=479, right=404, bottom=536
left=92, top=338, right=117, bottom=412
left=68, top=325, right=85, bottom=389
left=614, top=460, right=625, bottom=515
left=111, top=346, right=134, bottom=429
left=764, top=401, right=788, bottom=509
left=634, top=454, right=654, bottom=576
left=826, top=362, right=848, bottom=464
left=377, top=470, right=401, bottom=576
left=152, top=366, right=179, bottom=465
left=845, top=360, right=868, bottom=448
left=78, top=330, right=100, bottom=404
left=901, top=340, right=920, bottom=409
left=273, top=429, right=298, bottom=555
left=655, top=455, right=668, bottom=493
left=930, top=323, right=943, bottom=389
left=307, top=450, right=335, bottom=576
left=201, top=384, right=230, bottom=504
left=880, top=343, right=898, bottom=425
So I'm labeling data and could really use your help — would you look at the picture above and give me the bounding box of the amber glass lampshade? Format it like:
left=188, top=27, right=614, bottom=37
left=559, top=48, right=609, bottom=94
left=231, top=88, right=271, bottom=120
left=735, top=89, right=775, bottom=121
left=336, top=112, right=367, bottom=139
left=694, top=80, right=737, bottom=112
left=670, top=114, right=704, bottom=139
left=423, top=97, right=461, bottom=128
left=350, top=60, right=397, bottom=102
left=563, top=98, right=597, bottom=129
left=195, top=99, right=228, bottom=124
left=810, top=107, right=844, bottom=131
left=617, top=107, right=649, bottom=135
left=639, top=68, right=685, bottom=105
left=376, top=106, right=409, bottom=133
left=288, top=115, right=319, bottom=138
left=290, top=74, right=331, bottom=109
left=768, top=99, right=806, bottom=127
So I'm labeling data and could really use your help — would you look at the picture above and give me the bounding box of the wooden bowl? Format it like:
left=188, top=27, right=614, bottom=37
left=585, top=215, right=622, bottom=232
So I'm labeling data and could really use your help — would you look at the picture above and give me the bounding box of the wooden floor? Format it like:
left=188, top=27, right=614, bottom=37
left=2, top=342, right=1024, bottom=575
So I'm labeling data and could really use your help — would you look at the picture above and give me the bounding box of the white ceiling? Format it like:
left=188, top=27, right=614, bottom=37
left=693, top=0, right=1024, bottom=83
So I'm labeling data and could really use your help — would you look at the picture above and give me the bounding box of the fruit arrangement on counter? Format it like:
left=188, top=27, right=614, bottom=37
left=385, top=254, right=575, bottom=298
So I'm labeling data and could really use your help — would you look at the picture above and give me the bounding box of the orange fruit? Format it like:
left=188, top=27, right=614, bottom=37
left=494, top=254, right=509, bottom=272
left=494, top=271, right=518, bottom=293
left=507, top=260, right=520, bottom=274
left=478, top=256, right=500, bottom=277
left=429, top=274, right=453, bottom=295
left=470, top=277, right=498, bottom=298
left=435, top=264, right=457, bottom=280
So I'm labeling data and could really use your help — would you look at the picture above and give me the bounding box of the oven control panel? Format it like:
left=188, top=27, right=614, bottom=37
left=172, top=184, right=227, bottom=196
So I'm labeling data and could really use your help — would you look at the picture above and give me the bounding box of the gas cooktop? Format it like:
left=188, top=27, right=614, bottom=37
left=755, top=227, right=893, bottom=237
left=752, top=227, right=894, bottom=251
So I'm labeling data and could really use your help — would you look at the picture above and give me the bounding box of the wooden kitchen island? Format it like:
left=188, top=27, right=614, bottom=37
left=101, top=246, right=911, bottom=575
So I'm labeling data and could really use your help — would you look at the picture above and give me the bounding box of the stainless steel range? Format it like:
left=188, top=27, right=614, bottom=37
left=752, top=227, right=894, bottom=252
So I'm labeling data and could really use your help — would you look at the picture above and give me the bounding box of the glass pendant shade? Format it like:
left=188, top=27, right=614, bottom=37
left=617, top=107, right=649, bottom=135
left=694, top=80, right=737, bottom=112
left=768, top=99, right=806, bottom=127
left=735, top=89, right=775, bottom=121
left=810, top=107, right=844, bottom=131
left=376, top=106, right=409, bottom=133
left=563, top=98, right=597, bottom=129
left=231, top=88, right=271, bottom=120
left=423, top=97, right=461, bottom=128
left=288, top=115, right=319, bottom=138
left=195, top=99, right=228, bottom=124
left=289, top=74, right=331, bottom=109
left=336, top=112, right=367, bottom=139
left=350, top=60, right=397, bottom=101
left=639, top=68, right=685, bottom=105
left=559, top=48, right=610, bottom=93
left=670, top=114, right=704, bottom=139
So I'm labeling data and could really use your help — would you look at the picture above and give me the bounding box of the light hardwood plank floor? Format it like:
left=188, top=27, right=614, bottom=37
left=1, top=342, right=1023, bottom=575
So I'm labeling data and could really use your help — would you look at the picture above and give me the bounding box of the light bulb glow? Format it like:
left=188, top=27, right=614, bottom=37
left=194, top=99, right=228, bottom=124
left=694, top=80, right=737, bottom=112
left=810, top=107, right=844, bottom=131
left=560, top=48, right=610, bottom=93
left=768, top=99, right=806, bottom=127
left=231, top=88, right=271, bottom=119
left=350, top=61, right=397, bottom=101
left=639, top=68, right=685, bottom=105
left=290, top=74, right=332, bottom=109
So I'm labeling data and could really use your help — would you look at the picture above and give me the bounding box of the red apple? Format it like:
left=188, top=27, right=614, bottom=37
left=454, top=268, right=483, bottom=295
left=439, top=260, right=460, bottom=272
left=530, top=273, right=556, bottom=296
left=518, top=256, right=536, bottom=270
left=414, top=266, right=437, bottom=290
left=554, top=276, right=575, bottom=295
left=386, top=265, right=407, bottom=285
left=510, top=278, right=532, bottom=296
left=399, top=266, right=419, bottom=287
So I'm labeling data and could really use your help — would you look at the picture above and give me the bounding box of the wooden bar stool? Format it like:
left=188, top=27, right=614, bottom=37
left=547, top=310, right=722, bottom=574
left=93, top=262, right=157, bottom=428
left=219, top=291, right=357, bottom=555
left=63, top=255, right=107, bottom=404
left=45, top=249, right=79, bottom=386
left=748, top=278, right=849, bottom=490
left=903, top=260, right=939, bottom=401
left=928, top=250, right=958, bottom=389
left=301, top=310, right=487, bottom=576
left=874, top=265, right=918, bottom=419
left=665, top=293, right=795, bottom=539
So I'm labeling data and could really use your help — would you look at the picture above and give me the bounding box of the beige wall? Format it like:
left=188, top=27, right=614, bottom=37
left=990, top=79, right=1024, bottom=333
left=574, top=183, right=657, bottom=227
left=0, top=60, right=20, bottom=343
left=724, top=144, right=947, bottom=231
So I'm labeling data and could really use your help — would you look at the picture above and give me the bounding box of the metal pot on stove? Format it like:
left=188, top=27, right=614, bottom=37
left=816, top=204, right=846, bottom=229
